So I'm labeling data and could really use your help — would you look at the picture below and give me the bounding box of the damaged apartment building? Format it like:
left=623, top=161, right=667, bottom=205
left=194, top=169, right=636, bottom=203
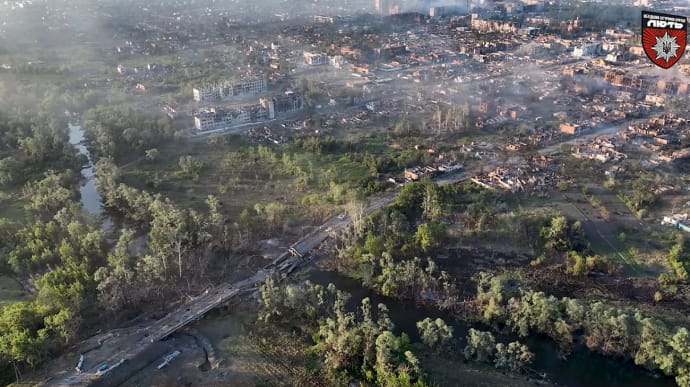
left=193, top=92, right=304, bottom=132
left=193, top=78, right=267, bottom=102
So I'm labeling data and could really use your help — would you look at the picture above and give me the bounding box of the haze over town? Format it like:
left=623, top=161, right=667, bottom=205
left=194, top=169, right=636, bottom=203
left=1, top=1, right=690, bottom=387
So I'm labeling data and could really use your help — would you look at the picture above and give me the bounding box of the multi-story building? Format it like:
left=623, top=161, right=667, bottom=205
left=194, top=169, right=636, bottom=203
left=192, top=78, right=267, bottom=102
left=429, top=7, right=445, bottom=18
left=262, top=92, right=304, bottom=117
left=470, top=15, right=517, bottom=34
left=375, top=0, right=388, bottom=13
left=194, top=92, right=304, bottom=133
left=313, top=15, right=335, bottom=24
left=303, top=52, right=329, bottom=66
left=193, top=104, right=270, bottom=132
left=572, top=42, right=602, bottom=58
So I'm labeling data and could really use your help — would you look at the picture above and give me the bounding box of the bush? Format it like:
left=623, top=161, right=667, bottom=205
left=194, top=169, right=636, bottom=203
left=557, top=180, right=570, bottom=191
left=494, top=342, right=534, bottom=372
left=464, top=328, right=496, bottom=363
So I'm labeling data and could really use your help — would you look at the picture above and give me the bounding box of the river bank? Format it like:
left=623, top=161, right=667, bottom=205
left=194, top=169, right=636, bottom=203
left=67, top=122, right=113, bottom=231
left=128, top=260, right=676, bottom=387
left=305, top=268, right=675, bottom=387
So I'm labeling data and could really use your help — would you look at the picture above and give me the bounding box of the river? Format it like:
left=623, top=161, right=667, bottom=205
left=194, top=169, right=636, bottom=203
left=305, top=269, right=676, bottom=387
left=63, top=123, right=675, bottom=386
left=68, top=123, right=113, bottom=230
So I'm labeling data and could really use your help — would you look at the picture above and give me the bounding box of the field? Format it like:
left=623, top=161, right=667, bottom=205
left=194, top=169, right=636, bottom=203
left=0, top=275, right=28, bottom=307
left=0, top=195, right=26, bottom=221
left=519, top=188, right=669, bottom=277
left=120, top=137, right=300, bottom=215
left=119, top=133, right=377, bottom=227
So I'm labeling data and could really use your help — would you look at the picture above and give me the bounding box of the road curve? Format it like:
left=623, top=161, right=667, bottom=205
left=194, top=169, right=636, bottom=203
left=45, top=171, right=467, bottom=386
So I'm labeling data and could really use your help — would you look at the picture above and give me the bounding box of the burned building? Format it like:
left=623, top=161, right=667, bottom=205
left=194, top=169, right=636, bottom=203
left=193, top=78, right=267, bottom=102
left=374, top=44, right=408, bottom=59
left=194, top=92, right=303, bottom=133
left=194, top=104, right=269, bottom=132
left=262, top=92, right=304, bottom=117
left=470, top=14, right=517, bottom=34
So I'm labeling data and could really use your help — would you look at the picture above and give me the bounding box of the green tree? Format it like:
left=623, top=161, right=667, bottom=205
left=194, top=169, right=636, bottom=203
left=0, top=302, right=53, bottom=367
left=667, top=236, right=690, bottom=281
left=364, top=232, right=384, bottom=258
left=421, top=183, right=442, bottom=221
left=541, top=216, right=582, bottom=252
left=393, top=117, right=410, bottom=135
left=413, top=222, right=446, bottom=251
left=494, top=341, right=534, bottom=372
left=23, top=171, right=78, bottom=218
left=567, top=251, right=589, bottom=276
left=145, top=148, right=159, bottom=161
left=0, top=157, right=19, bottom=186
left=374, top=331, right=424, bottom=387
left=395, top=182, right=426, bottom=217
left=464, top=329, right=496, bottom=363
left=82, top=107, right=175, bottom=161
left=416, top=317, right=453, bottom=349
left=178, top=155, right=204, bottom=180
left=148, top=199, right=206, bottom=279
left=94, top=228, right=137, bottom=311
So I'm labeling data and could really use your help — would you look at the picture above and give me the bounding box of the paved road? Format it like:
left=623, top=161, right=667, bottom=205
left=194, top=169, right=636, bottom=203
left=47, top=172, right=467, bottom=386
left=538, top=117, right=655, bottom=156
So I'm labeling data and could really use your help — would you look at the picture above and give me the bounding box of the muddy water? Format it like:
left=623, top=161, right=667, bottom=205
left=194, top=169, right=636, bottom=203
left=68, top=123, right=113, bottom=230
left=305, top=269, right=676, bottom=387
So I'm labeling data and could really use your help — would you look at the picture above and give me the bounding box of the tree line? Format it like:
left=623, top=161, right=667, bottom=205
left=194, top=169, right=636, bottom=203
left=81, top=106, right=179, bottom=162
left=0, top=173, right=106, bottom=379
left=259, top=278, right=428, bottom=386
left=0, top=110, right=81, bottom=188
left=473, top=272, right=690, bottom=386
left=327, top=177, right=689, bottom=386
left=258, top=276, right=537, bottom=386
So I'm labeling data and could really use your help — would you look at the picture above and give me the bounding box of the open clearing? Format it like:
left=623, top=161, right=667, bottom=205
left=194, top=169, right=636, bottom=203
left=0, top=275, right=27, bottom=307
left=519, top=189, right=669, bottom=277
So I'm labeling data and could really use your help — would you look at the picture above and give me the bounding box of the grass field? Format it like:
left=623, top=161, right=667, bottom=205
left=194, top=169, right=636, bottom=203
left=0, top=198, right=26, bottom=221
left=116, top=54, right=182, bottom=68
left=0, top=186, right=27, bottom=222
left=522, top=189, right=668, bottom=277
left=121, top=139, right=298, bottom=216
left=0, top=275, right=28, bottom=307
left=119, top=136, right=365, bottom=227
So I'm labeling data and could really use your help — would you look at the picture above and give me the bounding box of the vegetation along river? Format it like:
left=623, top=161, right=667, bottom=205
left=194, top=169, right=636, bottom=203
left=305, top=269, right=676, bottom=387
left=65, top=124, right=675, bottom=387
left=68, top=123, right=113, bottom=230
